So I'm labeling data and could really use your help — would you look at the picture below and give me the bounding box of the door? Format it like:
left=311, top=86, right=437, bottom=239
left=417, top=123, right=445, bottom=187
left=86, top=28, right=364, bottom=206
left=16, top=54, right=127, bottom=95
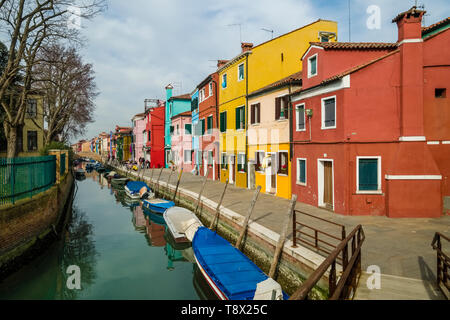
left=229, top=155, right=235, bottom=184
left=323, top=161, right=333, bottom=210
left=265, top=153, right=276, bottom=194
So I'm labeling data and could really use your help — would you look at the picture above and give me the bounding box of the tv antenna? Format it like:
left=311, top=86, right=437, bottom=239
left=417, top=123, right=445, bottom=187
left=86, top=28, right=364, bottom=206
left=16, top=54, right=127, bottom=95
left=227, top=23, right=242, bottom=43
left=261, top=28, right=274, bottom=40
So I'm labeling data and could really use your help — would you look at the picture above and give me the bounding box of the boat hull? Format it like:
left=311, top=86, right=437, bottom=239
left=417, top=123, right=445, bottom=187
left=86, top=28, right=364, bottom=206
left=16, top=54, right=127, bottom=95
left=143, top=199, right=175, bottom=214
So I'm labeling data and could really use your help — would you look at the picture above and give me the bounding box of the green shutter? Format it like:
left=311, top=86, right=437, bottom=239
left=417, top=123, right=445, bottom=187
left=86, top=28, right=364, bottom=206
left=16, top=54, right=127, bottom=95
left=358, top=159, right=378, bottom=191
left=299, top=160, right=306, bottom=183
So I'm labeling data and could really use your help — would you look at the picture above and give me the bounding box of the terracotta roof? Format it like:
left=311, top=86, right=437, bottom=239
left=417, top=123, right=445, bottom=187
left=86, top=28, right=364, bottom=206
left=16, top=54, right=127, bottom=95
left=422, top=17, right=450, bottom=35
left=310, top=42, right=398, bottom=50
left=321, top=49, right=400, bottom=85
left=249, top=71, right=302, bottom=97
left=172, top=111, right=192, bottom=119
left=133, top=112, right=146, bottom=118
left=169, top=93, right=191, bottom=100
left=392, top=6, right=426, bottom=23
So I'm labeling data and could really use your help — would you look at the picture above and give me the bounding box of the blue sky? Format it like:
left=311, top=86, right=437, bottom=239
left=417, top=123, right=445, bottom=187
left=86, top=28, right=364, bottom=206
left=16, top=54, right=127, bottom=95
left=78, top=0, right=450, bottom=142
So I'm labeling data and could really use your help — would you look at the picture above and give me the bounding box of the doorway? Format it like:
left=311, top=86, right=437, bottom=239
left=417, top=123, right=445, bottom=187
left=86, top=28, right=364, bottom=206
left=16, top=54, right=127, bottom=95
left=229, top=155, right=235, bottom=184
left=318, top=159, right=334, bottom=210
left=265, top=153, right=276, bottom=194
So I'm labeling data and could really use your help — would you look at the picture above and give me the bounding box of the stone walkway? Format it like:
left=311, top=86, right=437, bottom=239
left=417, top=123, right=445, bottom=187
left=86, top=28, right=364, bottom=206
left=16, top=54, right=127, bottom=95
left=110, top=162, right=450, bottom=299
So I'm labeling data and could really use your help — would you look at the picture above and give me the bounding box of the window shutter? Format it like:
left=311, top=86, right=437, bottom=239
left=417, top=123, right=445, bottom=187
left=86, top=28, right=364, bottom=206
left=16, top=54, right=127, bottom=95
left=251, top=105, right=255, bottom=124
left=283, top=96, right=289, bottom=119
left=235, top=108, right=240, bottom=129
left=359, top=159, right=378, bottom=191
left=275, top=98, right=281, bottom=120
left=257, top=103, right=261, bottom=123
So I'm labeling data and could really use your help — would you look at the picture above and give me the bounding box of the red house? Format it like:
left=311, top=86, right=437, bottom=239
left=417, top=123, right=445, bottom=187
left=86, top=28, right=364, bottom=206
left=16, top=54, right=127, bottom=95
left=290, top=7, right=450, bottom=218
left=144, top=100, right=166, bottom=169
left=197, top=72, right=220, bottom=180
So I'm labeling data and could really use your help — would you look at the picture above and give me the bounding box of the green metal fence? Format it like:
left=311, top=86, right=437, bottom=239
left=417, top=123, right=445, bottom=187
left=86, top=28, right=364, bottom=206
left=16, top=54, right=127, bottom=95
left=0, top=156, right=56, bottom=205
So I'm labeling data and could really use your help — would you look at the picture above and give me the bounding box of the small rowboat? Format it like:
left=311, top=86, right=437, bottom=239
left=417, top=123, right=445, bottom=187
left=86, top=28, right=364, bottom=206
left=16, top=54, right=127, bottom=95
left=111, top=177, right=129, bottom=186
left=163, top=206, right=203, bottom=243
left=124, top=181, right=150, bottom=199
left=192, top=227, right=287, bottom=301
left=142, top=198, right=175, bottom=214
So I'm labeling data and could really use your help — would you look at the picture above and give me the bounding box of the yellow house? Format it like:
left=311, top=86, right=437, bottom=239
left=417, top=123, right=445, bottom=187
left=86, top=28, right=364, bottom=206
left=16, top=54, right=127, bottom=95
left=0, top=93, right=45, bottom=157
left=218, top=46, right=252, bottom=188
left=246, top=19, right=337, bottom=199
left=219, top=19, right=338, bottom=195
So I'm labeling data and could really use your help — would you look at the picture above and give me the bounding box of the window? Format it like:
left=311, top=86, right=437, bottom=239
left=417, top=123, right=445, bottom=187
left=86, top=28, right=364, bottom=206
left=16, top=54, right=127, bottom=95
left=235, top=106, right=245, bottom=130
left=170, top=125, right=174, bottom=135
left=297, top=158, right=306, bottom=185
left=320, top=35, right=329, bottom=42
left=191, top=96, right=198, bottom=111
left=237, top=153, right=246, bottom=172
left=322, top=96, right=336, bottom=129
left=176, top=124, right=179, bottom=135
left=278, top=152, right=288, bottom=175
left=220, top=111, right=227, bottom=133
left=238, top=63, right=245, bottom=81
left=255, top=151, right=265, bottom=172
left=185, top=124, right=192, bottom=135
left=296, top=104, right=306, bottom=131
left=26, top=99, right=37, bottom=118
left=207, top=116, right=213, bottom=134
left=27, top=130, right=38, bottom=151
left=201, top=118, right=206, bottom=135
left=184, top=150, right=192, bottom=163
left=250, top=103, right=260, bottom=125
left=357, top=157, right=381, bottom=192
left=275, top=96, right=289, bottom=120
left=308, top=54, right=318, bottom=78
left=222, top=73, right=227, bottom=88
left=435, top=88, right=446, bottom=98
left=221, top=153, right=228, bottom=169
left=209, top=82, right=213, bottom=97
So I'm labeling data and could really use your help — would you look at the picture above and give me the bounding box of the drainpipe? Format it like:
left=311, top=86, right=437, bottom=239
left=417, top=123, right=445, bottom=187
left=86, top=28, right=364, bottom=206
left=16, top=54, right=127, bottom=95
left=245, top=53, right=249, bottom=189
left=212, top=78, right=219, bottom=180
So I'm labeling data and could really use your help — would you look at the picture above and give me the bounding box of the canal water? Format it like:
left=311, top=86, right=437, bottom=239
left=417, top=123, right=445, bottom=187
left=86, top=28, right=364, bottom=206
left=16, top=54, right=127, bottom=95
left=0, top=167, right=215, bottom=300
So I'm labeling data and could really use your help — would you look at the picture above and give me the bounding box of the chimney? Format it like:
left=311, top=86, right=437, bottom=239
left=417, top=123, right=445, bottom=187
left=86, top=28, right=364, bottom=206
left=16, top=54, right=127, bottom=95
left=217, top=60, right=229, bottom=68
left=393, top=7, right=426, bottom=138
left=241, top=42, right=253, bottom=53
left=165, top=84, right=173, bottom=101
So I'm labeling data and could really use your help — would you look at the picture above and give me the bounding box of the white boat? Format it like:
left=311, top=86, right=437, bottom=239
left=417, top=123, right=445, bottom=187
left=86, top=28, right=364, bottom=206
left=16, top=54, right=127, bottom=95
left=163, top=206, right=203, bottom=243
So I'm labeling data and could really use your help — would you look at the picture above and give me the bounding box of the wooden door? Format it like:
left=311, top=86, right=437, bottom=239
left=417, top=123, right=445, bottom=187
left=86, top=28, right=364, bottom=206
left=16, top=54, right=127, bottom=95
left=323, top=161, right=333, bottom=209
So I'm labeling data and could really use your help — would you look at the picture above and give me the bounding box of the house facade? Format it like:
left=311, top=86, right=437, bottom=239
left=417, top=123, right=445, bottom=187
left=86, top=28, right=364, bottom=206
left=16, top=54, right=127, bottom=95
left=131, top=112, right=147, bottom=163
left=115, top=126, right=132, bottom=162
left=164, top=85, right=191, bottom=168
left=197, top=72, right=220, bottom=180
left=0, top=94, right=45, bottom=157
left=170, top=111, right=193, bottom=172
left=290, top=7, right=449, bottom=218
left=247, top=72, right=302, bottom=199
left=145, top=100, right=165, bottom=168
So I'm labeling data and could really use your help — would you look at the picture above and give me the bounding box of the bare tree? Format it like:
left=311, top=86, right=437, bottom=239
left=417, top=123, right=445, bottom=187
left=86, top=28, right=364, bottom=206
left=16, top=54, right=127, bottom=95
left=33, top=44, right=98, bottom=145
left=0, top=0, right=106, bottom=157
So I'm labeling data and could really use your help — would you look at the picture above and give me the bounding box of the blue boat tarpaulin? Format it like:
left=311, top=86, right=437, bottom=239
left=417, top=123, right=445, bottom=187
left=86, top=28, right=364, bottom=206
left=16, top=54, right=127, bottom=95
left=193, top=227, right=269, bottom=300
left=125, top=181, right=148, bottom=194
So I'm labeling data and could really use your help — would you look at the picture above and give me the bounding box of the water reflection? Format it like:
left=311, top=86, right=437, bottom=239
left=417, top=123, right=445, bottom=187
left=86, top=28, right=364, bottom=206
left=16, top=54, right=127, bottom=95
left=58, top=205, right=98, bottom=299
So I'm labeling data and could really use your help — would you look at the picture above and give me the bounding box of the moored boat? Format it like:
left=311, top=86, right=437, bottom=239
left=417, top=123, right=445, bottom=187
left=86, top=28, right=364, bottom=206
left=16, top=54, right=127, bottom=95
left=125, top=181, right=153, bottom=199
left=163, top=206, right=203, bottom=243
left=142, top=198, right=175, bottom=214
left=192, top=227, right=287, bottom=301
left=111, top=177, right=129, bottom=186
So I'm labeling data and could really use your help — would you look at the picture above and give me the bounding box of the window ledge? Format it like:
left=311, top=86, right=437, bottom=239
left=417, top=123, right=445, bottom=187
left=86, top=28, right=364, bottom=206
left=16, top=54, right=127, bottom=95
left=296, top=181, right=307, bottom=186
left=355, top=190, right=383, bottom=195
left=277, top=173, right=289, bottom=177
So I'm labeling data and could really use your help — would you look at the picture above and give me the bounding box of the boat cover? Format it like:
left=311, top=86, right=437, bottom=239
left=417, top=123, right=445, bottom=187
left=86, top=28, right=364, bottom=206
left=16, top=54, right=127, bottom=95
left=143, top=199, right=175, bottom=213
left=125, top=181, right=148, bottom=194
left=193, top=227, right=273, bottom=300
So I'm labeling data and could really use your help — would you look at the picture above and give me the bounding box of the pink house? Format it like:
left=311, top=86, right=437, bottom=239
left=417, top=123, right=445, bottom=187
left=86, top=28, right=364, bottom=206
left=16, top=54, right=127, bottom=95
left=132, top=112, right=147, bottom=163
left=170, top=111, right=194, bottom=172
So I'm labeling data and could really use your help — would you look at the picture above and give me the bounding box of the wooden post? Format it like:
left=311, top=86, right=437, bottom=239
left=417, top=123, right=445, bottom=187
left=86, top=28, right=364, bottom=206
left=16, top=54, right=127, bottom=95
left=150, top=167, right=154, bottom=187
left=268, top=194, right=298, bottom=279
left=235, top=186, right=261, bottom=250
left=209, top=179, right=229, bottom=230
left=195, top=168, right=210, bottom=213
left=173, top=169, right=183, bottom=202
left=156, top=167, right=164, bottom=194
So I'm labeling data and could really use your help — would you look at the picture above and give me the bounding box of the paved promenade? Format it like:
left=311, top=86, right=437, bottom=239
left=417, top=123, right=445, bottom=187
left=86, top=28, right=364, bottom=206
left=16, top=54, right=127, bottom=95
left=102, top=158, right=449, bottom=299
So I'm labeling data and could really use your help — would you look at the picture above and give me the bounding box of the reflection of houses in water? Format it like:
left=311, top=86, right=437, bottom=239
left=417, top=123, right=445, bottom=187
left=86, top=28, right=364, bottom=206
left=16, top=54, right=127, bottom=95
left=164, top=243, right=188, bottom=271
left=145, top=217, right=166, bottom=247
left=132, top=205, right=146, bottom=232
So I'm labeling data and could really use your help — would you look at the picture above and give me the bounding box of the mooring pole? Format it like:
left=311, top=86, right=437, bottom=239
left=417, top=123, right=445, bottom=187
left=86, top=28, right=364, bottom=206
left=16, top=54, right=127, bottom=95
left=156, top=167, right=164, bottom=194
left=150, top=167, right=154, bottom=187
left=235, top=186, right=261, bottom=250
left=173, top=169, right=183, bottom=202
left=195, top=168, right=210, bottom=213
left=209, top=179, right=229, bottom=230
left=268, top=194, right=298, bottom=279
